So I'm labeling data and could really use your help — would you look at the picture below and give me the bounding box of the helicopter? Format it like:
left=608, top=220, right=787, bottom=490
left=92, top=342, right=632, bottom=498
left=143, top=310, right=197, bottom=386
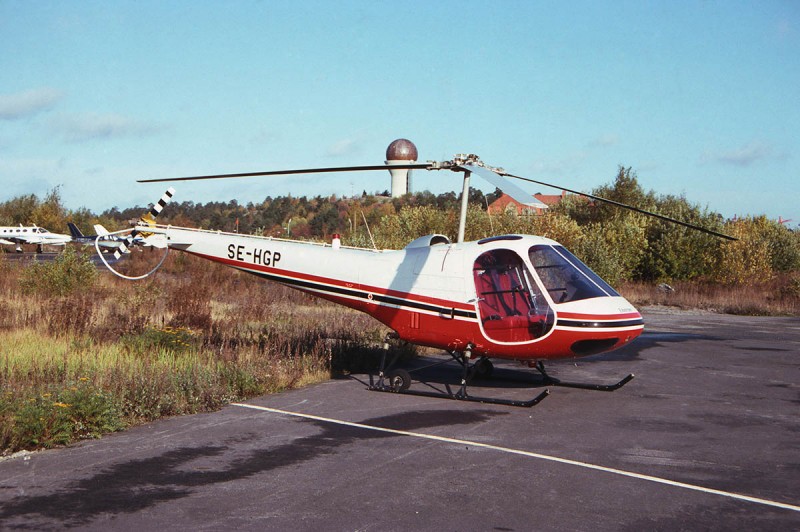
left=109, top=143, right=734, bottom=407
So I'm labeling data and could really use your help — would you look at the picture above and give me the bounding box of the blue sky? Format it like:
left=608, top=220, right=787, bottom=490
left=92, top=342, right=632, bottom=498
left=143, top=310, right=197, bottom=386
left=1, top=1, right=797, bottom=226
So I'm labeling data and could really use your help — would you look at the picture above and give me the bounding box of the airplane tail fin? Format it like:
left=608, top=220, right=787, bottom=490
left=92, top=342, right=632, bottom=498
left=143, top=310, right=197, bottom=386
left=67, top=222, right=84, bottom=239
left=93, top=224, right=110, bottom=236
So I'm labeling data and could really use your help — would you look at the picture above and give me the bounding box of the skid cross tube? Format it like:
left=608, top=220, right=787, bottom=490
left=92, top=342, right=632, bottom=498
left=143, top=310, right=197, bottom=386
left=371, top=384, right=550, bottom=408
left=368, top=340, right=550, bottom=408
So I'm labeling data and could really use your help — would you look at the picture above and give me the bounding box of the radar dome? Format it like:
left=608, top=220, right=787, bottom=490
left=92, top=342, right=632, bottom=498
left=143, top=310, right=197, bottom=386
left=386, top=139, right=418, bottom=161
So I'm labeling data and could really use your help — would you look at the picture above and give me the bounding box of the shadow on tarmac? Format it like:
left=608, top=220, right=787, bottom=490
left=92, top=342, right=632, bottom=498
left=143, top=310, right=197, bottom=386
left=348, top=328, right=723, bottom=396
left=0, top=409, right=503, bottom=527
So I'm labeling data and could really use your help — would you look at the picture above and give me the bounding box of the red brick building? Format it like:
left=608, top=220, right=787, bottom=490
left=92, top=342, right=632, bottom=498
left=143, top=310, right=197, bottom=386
left=487, top=191, right=570, bottom=215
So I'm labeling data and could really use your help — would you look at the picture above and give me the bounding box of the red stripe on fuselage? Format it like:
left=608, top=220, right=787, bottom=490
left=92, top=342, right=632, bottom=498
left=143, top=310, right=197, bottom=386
left=186, top=250, right=475, bottom=312
left=557, top=311, right=642, bottom=321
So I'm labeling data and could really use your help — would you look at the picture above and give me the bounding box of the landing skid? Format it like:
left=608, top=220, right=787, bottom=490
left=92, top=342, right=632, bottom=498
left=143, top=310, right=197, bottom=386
left=533, top=361, right=635, bottom=391
left=369, top=379, right=550, bottom=408
left=368, top=334, right=633, bottom=407
left=368, top=336, right=548, bottom=408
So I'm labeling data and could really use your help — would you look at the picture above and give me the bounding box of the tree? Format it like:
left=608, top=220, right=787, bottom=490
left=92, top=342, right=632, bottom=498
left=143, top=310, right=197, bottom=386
left=712, top=217, right=775, bottom=285
left=575, top=218, right=648, bottom=286
left=31, top=187, right=68, bottom=231
left=636, top=195, right=723, bottom=281
left=375, top=205, right=454, bottom=249
left=485, top=187, right=503, bottom=208
left=309, top=202, right=341, bottom=237
left=66, top=207, right=98, bottom=235
left=0, top=194, right=39, bottom=225
left=559, top=166, right=655, bottom=227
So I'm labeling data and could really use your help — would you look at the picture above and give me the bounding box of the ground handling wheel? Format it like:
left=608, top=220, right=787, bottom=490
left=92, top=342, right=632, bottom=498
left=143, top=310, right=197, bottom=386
left=386, top=368, right=411, bottom=392
left=471, top=357, right=494, bottom=380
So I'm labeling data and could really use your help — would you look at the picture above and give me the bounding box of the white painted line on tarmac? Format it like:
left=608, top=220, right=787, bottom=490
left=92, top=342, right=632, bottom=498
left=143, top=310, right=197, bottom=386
left=232, top=402, right=800, bottom=514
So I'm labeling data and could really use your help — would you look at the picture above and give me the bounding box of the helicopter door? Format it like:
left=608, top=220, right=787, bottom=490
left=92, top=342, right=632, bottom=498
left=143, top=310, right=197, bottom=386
left=473, top=249, right=553, bottom=343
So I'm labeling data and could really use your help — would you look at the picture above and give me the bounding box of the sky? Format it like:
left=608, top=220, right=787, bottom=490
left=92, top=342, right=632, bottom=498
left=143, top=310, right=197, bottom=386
left=1, top=1, right=798, bottom=228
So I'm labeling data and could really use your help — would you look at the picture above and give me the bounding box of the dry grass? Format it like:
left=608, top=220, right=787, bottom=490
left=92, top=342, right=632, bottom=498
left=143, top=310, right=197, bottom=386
left=619, top=274, right=800, bottom=316
left=0, top=250, right=395, bottom=453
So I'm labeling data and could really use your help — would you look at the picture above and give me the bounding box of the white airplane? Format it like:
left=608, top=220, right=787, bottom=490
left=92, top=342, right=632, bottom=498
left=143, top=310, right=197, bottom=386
left=68, top=222, right=161, bottom=252
left=0, top=224, right=72, bottom=252
left=67, top=222, right=130, bottom=250
left=94, top=223, right=158, bottom=248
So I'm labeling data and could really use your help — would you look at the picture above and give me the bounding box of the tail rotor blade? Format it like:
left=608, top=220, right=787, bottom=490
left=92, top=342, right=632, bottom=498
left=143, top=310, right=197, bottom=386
left=113, top=187, right=175, bottom=259
left=143, top=187, right=176, bottom=221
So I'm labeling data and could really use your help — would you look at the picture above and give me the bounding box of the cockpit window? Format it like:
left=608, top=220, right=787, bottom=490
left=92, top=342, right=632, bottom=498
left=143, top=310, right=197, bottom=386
left=473, top=249, right=554, bottom=342
left=528, top=245, right=620, bottom=303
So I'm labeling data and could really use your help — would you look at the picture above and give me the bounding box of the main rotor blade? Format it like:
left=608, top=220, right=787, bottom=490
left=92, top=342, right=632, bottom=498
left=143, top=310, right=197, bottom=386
left=504, top=173, right=737, bottom=241
left=458, top=164, right=548, bottom=209
left=138, top=163, right=433, bottom=183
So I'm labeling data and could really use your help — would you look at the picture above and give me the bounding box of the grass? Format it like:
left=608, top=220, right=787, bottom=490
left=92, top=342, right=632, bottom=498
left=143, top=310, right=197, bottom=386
left=0, top=250, right=395, bottom=454
left=619, top=274, right=800, bottom=316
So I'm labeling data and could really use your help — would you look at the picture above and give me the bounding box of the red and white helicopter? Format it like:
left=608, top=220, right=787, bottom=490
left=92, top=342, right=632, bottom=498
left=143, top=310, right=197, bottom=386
left=109, top=143, right=734, bottom=407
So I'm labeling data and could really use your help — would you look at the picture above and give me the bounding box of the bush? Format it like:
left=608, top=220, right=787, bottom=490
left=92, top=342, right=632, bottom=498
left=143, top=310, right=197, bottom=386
left=5, top=383, right=123, bottom=450
left=574, top=217, right=648, bottom=286
left=123, top=326, right=198, bottom=354
left=712, top=218, right=775, bottom=285
left=20, top=246, right=98, bottom=297
left=374, top=205, right=455, bottom=248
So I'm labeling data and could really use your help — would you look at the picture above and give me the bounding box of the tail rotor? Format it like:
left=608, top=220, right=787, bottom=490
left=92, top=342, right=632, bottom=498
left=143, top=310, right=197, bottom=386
left=112, top=187, right=175, bottom=260
left=98, top=188, right=175, bottom=280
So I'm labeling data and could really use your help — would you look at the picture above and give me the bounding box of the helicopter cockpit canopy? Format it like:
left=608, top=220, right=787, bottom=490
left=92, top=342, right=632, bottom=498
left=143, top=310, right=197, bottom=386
left=473, top=248, right=555, bottom=343
left=529, top=245, right=620, bottom=303
left=473, top=242, right=623, bottom=344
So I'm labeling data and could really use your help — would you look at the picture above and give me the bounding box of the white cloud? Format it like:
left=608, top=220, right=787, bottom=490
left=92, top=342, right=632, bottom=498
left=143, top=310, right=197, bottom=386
left=248, top=128, right=281, bottom=147
left=587, top=134, right=619, bottom=148
left=528, top=150, right=590, bottom=176
left=776, top=18, right=792, bottom=39
left=50, top=112, right=163, bottom=142
left=0, top=156, right=63, bottom=175
left=699, top=141, right=781, bottom=167
left=0, top=88, right=64, bottom=120
left=0, top=157, right=63, bottom=203
left=325, top=138, right=362, bottom=158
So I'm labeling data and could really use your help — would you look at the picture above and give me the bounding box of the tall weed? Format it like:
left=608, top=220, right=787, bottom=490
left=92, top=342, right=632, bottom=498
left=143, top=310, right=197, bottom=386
left=1, top=252, right=395, bottom=454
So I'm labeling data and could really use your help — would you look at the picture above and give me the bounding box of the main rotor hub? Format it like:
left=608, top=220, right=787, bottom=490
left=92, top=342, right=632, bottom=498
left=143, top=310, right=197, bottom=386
left=452, top=153, right=481, bottom=166
left=438, top=153, right=505, bottom=175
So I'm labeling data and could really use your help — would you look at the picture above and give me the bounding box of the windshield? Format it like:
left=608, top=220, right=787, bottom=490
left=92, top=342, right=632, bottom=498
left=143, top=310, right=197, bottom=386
left=528, top=245, right=620, bottom=303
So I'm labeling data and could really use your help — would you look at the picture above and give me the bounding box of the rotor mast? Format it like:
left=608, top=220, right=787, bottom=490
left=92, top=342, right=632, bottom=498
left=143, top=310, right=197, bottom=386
left=458, top=169, right=471, bottom=244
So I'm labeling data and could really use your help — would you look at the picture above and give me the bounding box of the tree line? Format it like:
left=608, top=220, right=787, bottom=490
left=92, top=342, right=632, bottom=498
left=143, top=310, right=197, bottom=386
left=2, top=168, right=798, bottom=286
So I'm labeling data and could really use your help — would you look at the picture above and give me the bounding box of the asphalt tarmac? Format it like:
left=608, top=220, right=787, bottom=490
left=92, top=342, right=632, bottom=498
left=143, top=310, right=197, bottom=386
left=1, top=251, right=120, bottom=267
left=0, top=309, right=798, bottom=531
